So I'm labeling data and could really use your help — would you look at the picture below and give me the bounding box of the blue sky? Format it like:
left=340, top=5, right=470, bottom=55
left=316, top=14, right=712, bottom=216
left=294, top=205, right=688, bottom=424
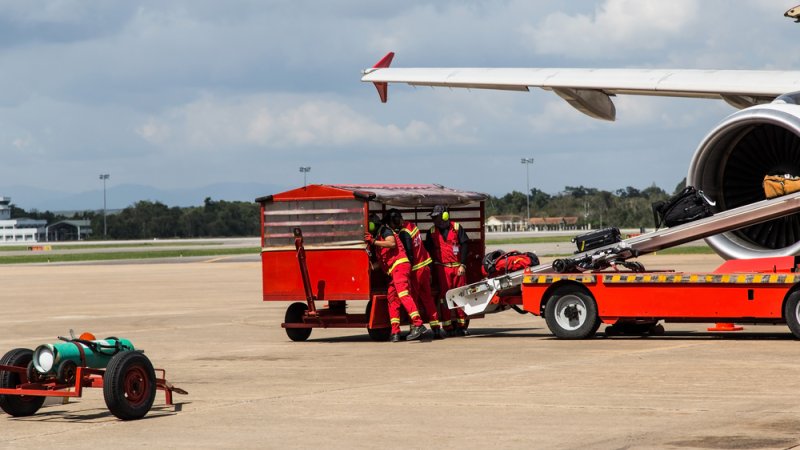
left=1, top=0, right=799, bottom=203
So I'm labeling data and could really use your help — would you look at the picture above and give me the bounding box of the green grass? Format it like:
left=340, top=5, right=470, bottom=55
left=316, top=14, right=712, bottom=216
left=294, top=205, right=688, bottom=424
left=0, top=247, right=259, bottom=264
left=0, top=241, right=224, bottom=252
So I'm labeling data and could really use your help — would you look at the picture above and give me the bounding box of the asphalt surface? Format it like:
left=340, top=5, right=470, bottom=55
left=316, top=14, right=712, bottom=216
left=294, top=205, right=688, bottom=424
left=3, top=252, right=800, bottom=449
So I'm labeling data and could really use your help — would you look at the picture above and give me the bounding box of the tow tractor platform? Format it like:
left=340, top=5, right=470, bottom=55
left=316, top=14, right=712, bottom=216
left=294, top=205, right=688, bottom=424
left=447, top=190, right=800, bottom=339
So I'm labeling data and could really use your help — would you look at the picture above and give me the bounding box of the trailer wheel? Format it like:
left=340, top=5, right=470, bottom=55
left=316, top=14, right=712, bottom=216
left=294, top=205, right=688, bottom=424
left=784, top=291, right=800, bottom=339
left=545, top=285, right=600, bottom=339
left=57, top=360, right=77, bottom=385
left=285, top=302, right=312, bottom=342
left=103, top=351, right=156, bottom=420
left=0, top=348, right=45, bottom=417
left=365, top=300, right=391, bottom=341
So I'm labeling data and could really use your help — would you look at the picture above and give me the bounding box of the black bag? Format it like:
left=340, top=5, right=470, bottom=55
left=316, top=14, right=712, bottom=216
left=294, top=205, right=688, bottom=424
left=572, top=227, right=621, bottom=253
left=482, top=249, right=540, bottom=277
left=652, top=186, right=714, bottom=229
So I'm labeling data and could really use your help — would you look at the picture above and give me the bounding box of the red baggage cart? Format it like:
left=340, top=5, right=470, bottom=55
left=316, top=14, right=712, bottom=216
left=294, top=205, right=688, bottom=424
left=256, top=184, right=487, bottom=341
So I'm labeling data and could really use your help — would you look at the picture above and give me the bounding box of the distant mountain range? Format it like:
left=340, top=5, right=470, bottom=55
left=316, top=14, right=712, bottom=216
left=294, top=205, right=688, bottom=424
left=0, top=182, right=288, bottom=213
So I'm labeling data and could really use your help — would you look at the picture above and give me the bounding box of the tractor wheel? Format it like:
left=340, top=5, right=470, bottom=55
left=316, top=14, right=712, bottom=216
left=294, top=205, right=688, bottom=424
left=365, top=300, right=390, bottom=342
left=103, top=351, right=156, bottom=420
left=784, top=291, right=800, bottom=339
left=285, top=302, right=312, bottom=342
left=544, top=285, right=600, bottom=339
left=0, top=348, right=45, bottom=417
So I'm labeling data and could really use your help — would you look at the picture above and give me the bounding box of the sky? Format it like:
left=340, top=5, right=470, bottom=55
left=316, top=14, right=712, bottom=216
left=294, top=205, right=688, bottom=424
left=2, top=0, right=800, bottom=206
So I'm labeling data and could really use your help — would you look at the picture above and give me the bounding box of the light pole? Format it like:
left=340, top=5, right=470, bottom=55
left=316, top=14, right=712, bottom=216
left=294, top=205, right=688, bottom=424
left=520, top=158, right=534, bottom=229
left=299, top=166, right=311, bottom=187
left=99, top=173, right=109, bottom=237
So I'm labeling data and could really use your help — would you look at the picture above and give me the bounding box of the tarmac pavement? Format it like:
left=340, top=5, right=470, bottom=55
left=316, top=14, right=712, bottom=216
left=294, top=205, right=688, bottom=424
left=2, top=254, right=800, bottom=449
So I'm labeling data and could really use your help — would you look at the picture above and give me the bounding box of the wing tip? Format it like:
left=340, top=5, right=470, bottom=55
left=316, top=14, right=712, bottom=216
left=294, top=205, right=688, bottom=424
left=370, top=52, right=395, bottom=103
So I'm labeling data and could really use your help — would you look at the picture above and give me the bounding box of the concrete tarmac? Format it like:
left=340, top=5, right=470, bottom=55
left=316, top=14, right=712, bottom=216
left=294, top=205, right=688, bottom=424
left=3, top=254, right=800, bottom=449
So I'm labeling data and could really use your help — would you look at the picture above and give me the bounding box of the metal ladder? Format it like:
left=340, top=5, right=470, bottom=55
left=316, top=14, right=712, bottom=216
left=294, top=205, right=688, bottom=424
left=447, top=190, right=800, bottom=316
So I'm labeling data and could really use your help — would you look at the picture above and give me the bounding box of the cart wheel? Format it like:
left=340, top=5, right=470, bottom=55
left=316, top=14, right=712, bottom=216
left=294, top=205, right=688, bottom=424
left=103, top=351, right=156, bottom=420
left=649, top=323, right=666, bottom=336
left=57, top=360, right=78, bottom=385
left=784, top=291, right=800, bottom=339
left=0, top=348, right=45, bottom=417
left=26, top=361, right=45, bottom=384
left=544, top=285, right=600, bottom=339
left=365, top=300, right=391, bottom=341
left=285, top=302, right=312, bottom=342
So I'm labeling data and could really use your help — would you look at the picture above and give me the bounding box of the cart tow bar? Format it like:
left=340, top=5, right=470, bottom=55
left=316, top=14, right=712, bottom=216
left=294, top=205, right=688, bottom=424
left=293, top=227, right=318, bottom=316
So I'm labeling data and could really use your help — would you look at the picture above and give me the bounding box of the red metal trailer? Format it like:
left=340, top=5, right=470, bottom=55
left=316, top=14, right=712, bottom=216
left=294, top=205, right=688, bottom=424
left=508, top=255, right=800, bottom=339
left=256, top=184, right=488, bottom=341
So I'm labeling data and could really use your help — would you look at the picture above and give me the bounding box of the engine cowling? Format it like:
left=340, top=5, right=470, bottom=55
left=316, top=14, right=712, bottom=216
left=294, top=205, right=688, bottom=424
left=688, top=103, right=800, bottom=259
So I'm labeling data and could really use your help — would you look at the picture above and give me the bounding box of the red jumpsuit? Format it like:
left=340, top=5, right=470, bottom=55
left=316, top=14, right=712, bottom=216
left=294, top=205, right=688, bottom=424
left=428, top=221, right=468, bottom=330
left=400, top=221, right=440, bottom=330
left=374, top=226, right=424, bottom=335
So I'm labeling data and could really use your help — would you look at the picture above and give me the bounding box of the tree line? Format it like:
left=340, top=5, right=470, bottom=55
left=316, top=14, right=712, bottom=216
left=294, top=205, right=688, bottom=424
left=13, top=198, right=261, bottom=240
left=486, top=179, right=687, bottom=229
left=11, top=179, right=687, bottom=239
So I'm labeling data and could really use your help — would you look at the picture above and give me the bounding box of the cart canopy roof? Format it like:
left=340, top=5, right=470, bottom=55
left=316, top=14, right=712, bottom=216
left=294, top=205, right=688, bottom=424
left=257, top=184, right=487, bottom=207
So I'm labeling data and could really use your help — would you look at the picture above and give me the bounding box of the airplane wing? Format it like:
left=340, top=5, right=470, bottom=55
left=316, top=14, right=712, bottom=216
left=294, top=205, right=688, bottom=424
left=361, top=52, right=800, bottom=121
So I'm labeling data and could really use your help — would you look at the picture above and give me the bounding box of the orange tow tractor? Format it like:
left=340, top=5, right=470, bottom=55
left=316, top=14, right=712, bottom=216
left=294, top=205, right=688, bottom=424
left=256, top=184, right=487, bottom=341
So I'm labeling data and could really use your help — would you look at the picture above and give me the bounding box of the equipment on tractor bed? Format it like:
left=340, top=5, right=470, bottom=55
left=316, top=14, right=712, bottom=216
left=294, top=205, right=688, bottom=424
left=256, top=184, right=488, bottom=341
left=0, top=331, right=186, bottom=420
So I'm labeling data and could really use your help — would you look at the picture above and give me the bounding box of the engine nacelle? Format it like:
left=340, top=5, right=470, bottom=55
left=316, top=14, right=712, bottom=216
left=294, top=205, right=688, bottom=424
left=689, top=103, right=800, bottom=259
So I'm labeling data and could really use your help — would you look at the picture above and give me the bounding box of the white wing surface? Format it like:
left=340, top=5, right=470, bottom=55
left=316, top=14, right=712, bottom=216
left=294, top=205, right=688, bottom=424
left=361, top=52, right=800, bottom=121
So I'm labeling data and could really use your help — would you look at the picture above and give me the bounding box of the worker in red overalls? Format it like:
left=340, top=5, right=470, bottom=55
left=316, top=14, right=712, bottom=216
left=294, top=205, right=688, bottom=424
left=425, top=205, right=470, bottom=336
left=365, top=213, right=428, bottom=342
left=386, top=209, right=446, bottom=340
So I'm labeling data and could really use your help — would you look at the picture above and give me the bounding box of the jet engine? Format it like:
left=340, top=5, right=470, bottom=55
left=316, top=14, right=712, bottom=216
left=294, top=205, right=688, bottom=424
left=688, top=100, right=800, bottom=259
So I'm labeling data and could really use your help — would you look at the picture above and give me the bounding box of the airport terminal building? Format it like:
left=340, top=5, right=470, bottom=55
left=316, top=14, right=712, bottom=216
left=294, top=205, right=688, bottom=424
left=0, top=196, right=90, bottom=243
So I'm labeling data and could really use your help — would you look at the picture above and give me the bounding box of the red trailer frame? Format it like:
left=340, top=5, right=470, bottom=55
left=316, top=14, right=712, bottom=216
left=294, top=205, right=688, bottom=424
left=256, top=184, right=487, bottom=341
left=512, top=256, right=800, bottom=339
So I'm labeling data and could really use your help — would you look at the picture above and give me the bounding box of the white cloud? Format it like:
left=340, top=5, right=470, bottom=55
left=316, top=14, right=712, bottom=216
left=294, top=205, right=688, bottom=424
left=135, top=94, right=479, bottom=152
left=526, top=0, right=698, bottom=59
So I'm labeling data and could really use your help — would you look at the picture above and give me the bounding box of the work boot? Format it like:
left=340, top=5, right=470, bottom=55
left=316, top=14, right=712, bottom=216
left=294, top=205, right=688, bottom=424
left=390, top=334, right=400, bottom=343
left=456, top=327, right=470, bottom=337
left=406, top=325, right=428, bottom=341
left=433, top=327, right=446, bottom=340
left=446, top=328, right=457, bottom=337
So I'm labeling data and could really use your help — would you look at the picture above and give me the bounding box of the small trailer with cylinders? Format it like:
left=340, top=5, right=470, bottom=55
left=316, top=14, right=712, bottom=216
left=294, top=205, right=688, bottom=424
left=256, top=184, right=488, bottom=341
left=0, top=331, right=186, bottom=420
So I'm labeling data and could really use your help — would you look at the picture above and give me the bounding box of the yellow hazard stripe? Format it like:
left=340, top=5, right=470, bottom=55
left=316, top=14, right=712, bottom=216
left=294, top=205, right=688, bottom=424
left=398, top=290, right=409, bottom=298
left=401, top=226, right=420, bottom=238
left=387, top=257, right=410, bottom=274
left=601, top=274, right=799, bottom=284
left=522, top=275, right=597, bottom=284
left=412, top=257, right=433, bottom=271
left=442, top=262, right=463, bottom=268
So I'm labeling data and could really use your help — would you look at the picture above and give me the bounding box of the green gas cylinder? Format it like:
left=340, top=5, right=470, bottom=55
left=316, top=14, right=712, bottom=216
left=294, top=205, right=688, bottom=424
left=32, top=337, right=135, bottom=374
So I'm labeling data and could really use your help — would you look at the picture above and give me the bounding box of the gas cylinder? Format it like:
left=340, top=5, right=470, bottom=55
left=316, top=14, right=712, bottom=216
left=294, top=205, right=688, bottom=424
left=32, top=336, right=135, bottom=375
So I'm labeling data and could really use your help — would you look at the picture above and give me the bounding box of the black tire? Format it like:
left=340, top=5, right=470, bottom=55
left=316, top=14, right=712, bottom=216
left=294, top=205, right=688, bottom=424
left=0, top=348, right=45, bottom=417
left=784, top=291, right=800, bottom=339
left=285, top=302, right=312, bottom=342
left=365, top=300, right=390, bottom=341
left=57, top=360, right=77, bottom=385
left=103, top=351, right=156, bottom=420
left=544, top=285, right=600, bottom=339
